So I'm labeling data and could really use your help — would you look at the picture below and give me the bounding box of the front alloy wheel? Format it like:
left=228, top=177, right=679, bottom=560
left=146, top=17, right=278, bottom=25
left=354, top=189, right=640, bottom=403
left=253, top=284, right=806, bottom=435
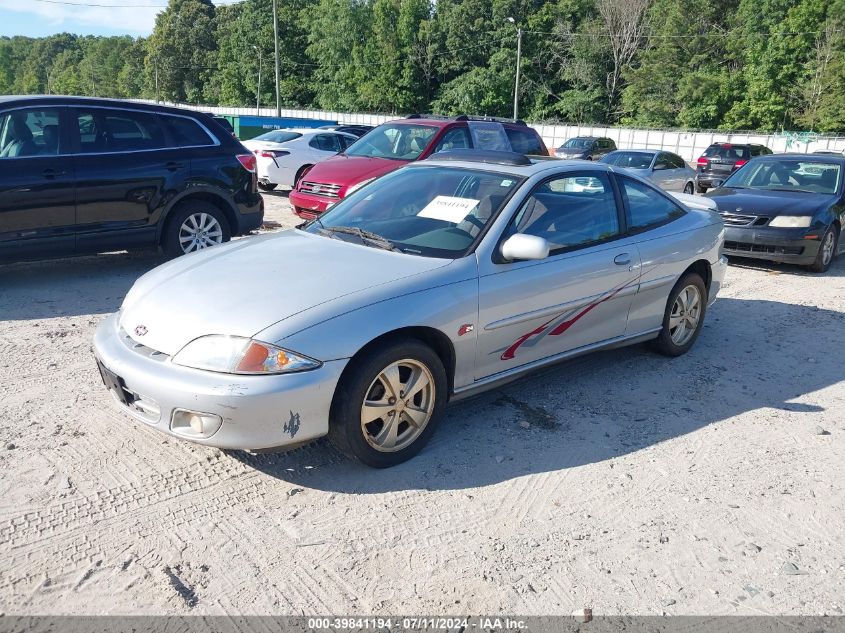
left=329, top=339, right=447, bottom=467
left=808, top=225, right=838, bottom=273
left=360, top=359, right=436, bottom=452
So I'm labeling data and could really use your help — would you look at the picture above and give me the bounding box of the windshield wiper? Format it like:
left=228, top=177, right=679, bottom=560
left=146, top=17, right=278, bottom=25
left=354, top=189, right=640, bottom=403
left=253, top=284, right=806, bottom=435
left=767, top=187, right=814, bottom=193
left=319, top=226, right=401, bottom=252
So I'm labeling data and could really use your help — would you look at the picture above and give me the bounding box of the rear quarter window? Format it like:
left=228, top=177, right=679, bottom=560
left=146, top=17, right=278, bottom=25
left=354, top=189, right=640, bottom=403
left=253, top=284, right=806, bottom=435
left=164, top=115, right=216, bottom=147
left=505, top=128, right=545, bottom=155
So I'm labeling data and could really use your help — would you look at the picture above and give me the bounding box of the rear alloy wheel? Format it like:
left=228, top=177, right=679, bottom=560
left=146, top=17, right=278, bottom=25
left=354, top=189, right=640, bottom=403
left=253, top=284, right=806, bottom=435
left=329, top=339, right=446, bottom=467
left=683, top=182, right=695, bottom=194
left=808, top=225, right=838, bottom=273
left=258, top=181, right=278, bottom=191
left=652, top=273, right=707, bottom=357
left=163, top=201, right=230, bottom=258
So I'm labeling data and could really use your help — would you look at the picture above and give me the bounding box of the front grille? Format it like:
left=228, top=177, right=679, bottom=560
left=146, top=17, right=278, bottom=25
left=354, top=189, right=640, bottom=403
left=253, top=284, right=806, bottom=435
left=720, top=213, right=770, bottom=227
left=298, top=181, right=341, bottom=198
left=723, top=241, right=803, bottom=256
left=119, top=328, right=169, bottom=362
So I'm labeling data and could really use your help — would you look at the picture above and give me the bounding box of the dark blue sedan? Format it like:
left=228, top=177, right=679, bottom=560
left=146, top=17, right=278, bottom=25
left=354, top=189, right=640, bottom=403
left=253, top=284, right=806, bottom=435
left=706, top=154, right=844, bottom=272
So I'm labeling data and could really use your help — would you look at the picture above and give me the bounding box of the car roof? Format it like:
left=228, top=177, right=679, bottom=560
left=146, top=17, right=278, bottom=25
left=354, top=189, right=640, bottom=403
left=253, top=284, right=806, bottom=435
left=608, top=148, right=658, bottom=155
left=753, top=153, right=845, bottom=163
left=412, top=155, right=613, bottom=177
left=0, top=95, right=207, bottom=118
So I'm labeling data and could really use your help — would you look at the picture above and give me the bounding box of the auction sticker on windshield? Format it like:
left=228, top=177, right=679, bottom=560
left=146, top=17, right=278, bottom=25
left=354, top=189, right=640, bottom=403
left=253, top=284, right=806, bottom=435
left=418, top=195, right=480, bottom=223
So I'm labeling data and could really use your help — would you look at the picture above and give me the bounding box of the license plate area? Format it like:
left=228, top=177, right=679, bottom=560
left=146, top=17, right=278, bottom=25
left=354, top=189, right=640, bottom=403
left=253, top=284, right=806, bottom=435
left=97, top=359, right=130, bottom=405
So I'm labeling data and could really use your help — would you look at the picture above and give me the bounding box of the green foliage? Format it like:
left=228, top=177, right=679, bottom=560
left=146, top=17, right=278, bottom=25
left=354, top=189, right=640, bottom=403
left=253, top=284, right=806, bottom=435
left=5, top=0, right=845, bottom=132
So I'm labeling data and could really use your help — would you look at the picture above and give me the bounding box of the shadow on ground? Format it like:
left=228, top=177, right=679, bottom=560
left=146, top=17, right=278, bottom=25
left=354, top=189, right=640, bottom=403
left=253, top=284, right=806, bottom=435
left=230, top=293, right=845, bottom=493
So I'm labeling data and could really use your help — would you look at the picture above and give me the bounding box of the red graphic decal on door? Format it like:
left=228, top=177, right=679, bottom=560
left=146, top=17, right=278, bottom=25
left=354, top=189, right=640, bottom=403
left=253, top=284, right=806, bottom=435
left=499, top=273, right=641, bottom=361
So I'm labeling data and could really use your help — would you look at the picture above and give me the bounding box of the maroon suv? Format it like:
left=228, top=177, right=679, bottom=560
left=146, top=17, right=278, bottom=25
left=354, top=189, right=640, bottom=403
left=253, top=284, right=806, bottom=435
left=289, top=115, right=548, bottom=219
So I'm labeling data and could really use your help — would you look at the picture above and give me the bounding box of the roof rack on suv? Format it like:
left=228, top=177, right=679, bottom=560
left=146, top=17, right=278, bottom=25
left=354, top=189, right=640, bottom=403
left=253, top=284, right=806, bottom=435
left=405, top=113, right=527, bottom=126
left=425, top=149, right=532, bottom=166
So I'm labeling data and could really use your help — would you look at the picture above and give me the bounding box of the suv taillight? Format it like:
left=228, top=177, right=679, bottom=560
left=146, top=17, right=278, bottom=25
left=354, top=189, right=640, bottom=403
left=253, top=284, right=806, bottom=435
left=734, top=159, right=747, bottom=168
left=236, top=154, right=257, bottom=173
left=696, top=156, right=708, bottom=167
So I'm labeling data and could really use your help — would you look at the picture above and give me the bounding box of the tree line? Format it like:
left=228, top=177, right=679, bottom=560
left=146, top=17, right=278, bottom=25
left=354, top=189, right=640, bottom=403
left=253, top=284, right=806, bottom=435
left=2, top=0, right=845, bottom=133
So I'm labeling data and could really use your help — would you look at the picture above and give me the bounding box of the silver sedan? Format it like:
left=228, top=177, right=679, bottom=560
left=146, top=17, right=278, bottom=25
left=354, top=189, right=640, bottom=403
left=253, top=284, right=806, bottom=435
left=600, top=149, right=696, bottom=194
left=93, top=152, right=727, bottom=467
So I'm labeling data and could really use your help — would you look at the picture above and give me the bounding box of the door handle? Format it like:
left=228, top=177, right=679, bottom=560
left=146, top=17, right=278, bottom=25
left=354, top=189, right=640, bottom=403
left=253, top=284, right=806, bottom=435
left=165, top=162, right=185, bottom=171
left=42, top=168, right=67, bottom=179
left=614, top=253, right=632, bottom=266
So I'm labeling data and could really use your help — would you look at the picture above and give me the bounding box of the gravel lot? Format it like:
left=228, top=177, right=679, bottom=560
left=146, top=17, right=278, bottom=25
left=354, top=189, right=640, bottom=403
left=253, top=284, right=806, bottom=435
left=1, top=191, right=844, bottom=616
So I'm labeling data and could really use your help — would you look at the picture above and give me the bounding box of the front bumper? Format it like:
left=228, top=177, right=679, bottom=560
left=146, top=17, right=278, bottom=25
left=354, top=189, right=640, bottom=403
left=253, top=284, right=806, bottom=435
left=92, top=314, right=347, bottom=450
left=288, top=189, right=336, bottom=218
left=709, top=255, right=728, bottom=305
left=722, top=226, right=819, bottom=264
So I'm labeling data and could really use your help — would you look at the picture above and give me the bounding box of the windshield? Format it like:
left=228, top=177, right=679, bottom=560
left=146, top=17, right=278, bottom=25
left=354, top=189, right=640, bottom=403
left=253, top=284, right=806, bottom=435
left=562, top=138, right=593, bottom=149
left=304, top=166, right=522, bottom=258
left=724, top=159, right=841, bottom=194
left=253, top=130, right=302, bottom=143
left=601, top=151, right=653, bottom=169
left=344, top=124, right=438, bottom=160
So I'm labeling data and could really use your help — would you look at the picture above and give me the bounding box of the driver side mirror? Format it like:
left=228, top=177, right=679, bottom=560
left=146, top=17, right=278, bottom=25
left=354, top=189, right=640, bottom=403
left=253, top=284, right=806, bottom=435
left=500, top=234, right=550, bottom=262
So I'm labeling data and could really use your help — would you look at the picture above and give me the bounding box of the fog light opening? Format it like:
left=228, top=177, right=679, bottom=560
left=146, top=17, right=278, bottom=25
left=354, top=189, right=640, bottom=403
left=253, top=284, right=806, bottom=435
left=170, top=409, right=223, bottom=439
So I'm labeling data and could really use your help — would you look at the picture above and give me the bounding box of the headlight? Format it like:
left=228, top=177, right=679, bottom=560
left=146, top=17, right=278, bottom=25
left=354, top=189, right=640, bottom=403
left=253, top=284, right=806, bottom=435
left=345, top=177, right=376, bottom=196
left=769, top=215, right=813, bottom=228
left=172, top=335, right=321, bottom=374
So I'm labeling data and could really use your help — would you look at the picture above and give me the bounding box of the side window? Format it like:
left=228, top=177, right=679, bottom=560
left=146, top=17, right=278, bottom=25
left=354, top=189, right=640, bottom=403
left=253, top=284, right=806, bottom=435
left=509, top=172, right=621, bottom=252
left=669, top=153, right=687, bottom=169
left=653, top=153, right=671, bottom=170
left=338, top=134, right=356, bottom=150
left=434, top=127, right=471, bottom=153
left=0, top=108, right=61, bottom=158
left=309, top=134, right=341, bottom=153
left=504, top=128, right=543, bottom=155
left=621, top=177, right=685, bottom=232
left=164, top=115, right=215, bottom=147
left=75, top=109, right=168, bottom=153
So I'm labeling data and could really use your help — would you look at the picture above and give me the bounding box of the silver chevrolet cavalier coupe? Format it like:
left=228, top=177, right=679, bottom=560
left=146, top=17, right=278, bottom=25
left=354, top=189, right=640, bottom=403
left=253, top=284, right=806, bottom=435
left=94, top=150, right=727, bottom=467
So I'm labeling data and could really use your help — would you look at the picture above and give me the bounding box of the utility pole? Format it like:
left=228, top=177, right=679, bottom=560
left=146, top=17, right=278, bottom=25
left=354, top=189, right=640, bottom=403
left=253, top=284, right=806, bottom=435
left=272, top=0, right=281, bottom=116
left=253, top=46, right=262, bottom=116
left=154, top=59, right=159, bottom=103
left=506, top=17, right=522, bottom=120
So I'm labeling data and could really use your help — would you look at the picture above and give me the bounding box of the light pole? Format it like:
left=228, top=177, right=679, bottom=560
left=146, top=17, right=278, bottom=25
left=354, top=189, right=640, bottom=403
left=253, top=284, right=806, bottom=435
left=506, top=17, right=522, bottom=121
left=272, top=0, right=281, bottom=116
left=253, top=45, right=262, bottom=116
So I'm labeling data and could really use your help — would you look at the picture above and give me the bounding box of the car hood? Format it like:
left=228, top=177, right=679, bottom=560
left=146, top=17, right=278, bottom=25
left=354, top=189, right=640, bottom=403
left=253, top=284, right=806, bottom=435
left=705, top=187, right=833, bottom=216
left=300, top=154, right=405, bottom=187
left=118, top=231, right=450, bottom=356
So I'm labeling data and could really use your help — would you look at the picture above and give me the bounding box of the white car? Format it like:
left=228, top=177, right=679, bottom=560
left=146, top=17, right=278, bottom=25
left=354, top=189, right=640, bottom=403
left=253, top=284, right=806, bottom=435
left=242, top=128, right=358, bottom=191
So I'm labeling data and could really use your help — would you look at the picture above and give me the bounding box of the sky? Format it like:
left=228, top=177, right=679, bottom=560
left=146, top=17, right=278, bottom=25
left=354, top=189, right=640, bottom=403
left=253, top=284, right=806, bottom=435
left=0, top=0, right=237, bottom=38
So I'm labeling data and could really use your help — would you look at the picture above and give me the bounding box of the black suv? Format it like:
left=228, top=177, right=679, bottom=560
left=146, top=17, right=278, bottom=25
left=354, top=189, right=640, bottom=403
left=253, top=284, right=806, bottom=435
left=0, top=96, right=263, bottom=263
left=555, top=136, right=616, bottom=160
left=695, top=142, right=772, bottom=193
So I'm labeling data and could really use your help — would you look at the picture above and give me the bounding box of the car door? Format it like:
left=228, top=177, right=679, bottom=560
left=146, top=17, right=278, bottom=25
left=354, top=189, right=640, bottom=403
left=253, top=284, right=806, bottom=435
left=0, top=105, right=75, bottom=261
left=70, top=106, right=189, bottom=254
left=475, top=170, right=642, bottom=380
left=616, top=175, right=696, bottom=334
left=654, top=152, right=684, bottom=191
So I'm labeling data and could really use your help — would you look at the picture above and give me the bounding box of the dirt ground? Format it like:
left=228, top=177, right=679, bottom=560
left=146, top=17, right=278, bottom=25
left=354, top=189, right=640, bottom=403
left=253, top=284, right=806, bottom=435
left=1, top=191, right=844, bottom=616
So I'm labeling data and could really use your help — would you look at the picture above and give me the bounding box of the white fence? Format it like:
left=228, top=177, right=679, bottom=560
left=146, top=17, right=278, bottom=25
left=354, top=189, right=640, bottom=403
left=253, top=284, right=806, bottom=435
left=162, top=102, right=845, bottom=162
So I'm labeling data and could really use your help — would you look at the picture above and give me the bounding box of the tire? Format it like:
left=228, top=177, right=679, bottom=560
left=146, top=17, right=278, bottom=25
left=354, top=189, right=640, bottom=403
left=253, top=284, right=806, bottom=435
left=258, top=181, right=277, bottom=191
left=807, top=225, right=838, bottom=273
left=683, top=182, right=695, bottom=194
left=696, top=184, right=707, bottom=194
left=328, top=339, right=447, bottom=468
left=294, top=165, right=312, bottom=188
left=162, top=200, right=231, bottom=258
left=652, top=273, right=708, bottom=357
